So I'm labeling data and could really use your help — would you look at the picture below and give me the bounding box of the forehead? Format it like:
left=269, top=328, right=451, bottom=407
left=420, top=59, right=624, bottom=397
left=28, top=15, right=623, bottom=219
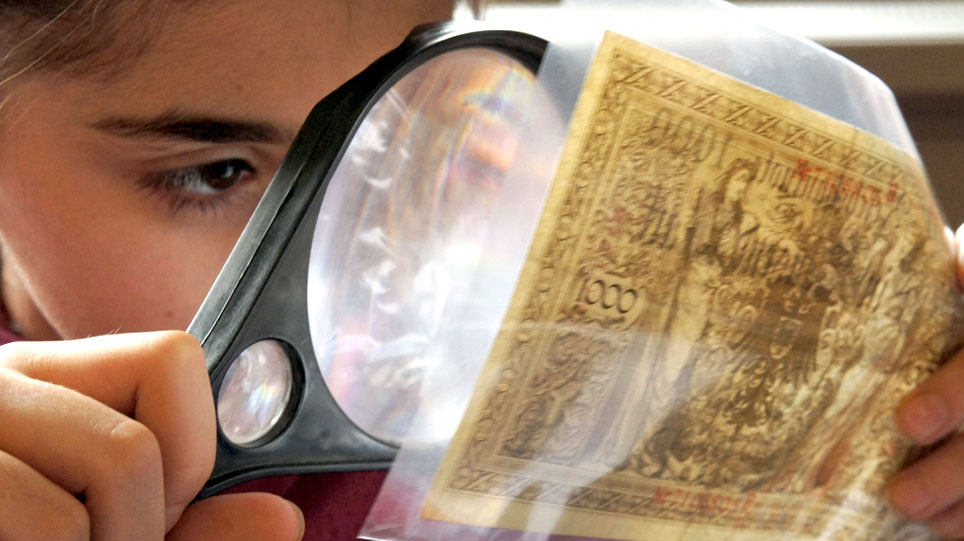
left=61, top=0, right=452, bottom=127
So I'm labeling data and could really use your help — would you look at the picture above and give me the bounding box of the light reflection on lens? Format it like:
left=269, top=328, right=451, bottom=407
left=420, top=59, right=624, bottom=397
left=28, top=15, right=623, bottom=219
left=307, top=49, right=537, bottom=446
left=217, top=340, right=294, bottom=447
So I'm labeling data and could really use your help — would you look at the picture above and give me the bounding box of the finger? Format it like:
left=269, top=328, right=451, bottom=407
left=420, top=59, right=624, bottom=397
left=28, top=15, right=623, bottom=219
left=167, top=493, right=304, bottom=541
left=0, top=365, right=164, bottom=540
left=0, top=331, right=215, bottom=530
left=0, top=449, right=90, bottom=541
left=896, top=347, right=964, bottom=445
left=889, top=433, right=964, bottom=521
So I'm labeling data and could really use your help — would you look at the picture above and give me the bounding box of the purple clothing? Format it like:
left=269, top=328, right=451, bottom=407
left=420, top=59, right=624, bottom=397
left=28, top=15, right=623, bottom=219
left=228, top=471, right=387, bottom=540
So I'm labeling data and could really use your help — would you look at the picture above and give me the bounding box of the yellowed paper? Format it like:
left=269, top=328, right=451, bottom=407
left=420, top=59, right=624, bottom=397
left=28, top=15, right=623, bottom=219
left=423, top=32, right=964, bottom=540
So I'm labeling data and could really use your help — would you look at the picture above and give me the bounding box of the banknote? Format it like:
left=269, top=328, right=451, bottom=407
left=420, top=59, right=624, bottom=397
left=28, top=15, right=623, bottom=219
left=422, top=32, right=964, bottom=540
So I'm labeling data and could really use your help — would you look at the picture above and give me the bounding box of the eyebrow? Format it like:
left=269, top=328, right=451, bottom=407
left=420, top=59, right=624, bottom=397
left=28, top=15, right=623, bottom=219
left=91, top=111, right=293, bottom=144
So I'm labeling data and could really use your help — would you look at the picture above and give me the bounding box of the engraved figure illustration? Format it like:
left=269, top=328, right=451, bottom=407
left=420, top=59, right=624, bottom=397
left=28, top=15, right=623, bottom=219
left=424, top=32, right=964, bottom=541
left=626, top=157, right=903, bottom=493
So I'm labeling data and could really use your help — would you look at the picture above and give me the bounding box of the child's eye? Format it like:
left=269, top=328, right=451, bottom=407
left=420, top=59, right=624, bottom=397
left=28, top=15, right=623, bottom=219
left=158, top=159, right=254, bottom=196
left=141, top=158, right=258, bottom=214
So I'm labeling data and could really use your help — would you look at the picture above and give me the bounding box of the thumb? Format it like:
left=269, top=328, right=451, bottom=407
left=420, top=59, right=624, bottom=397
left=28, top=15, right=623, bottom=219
left=167, top=493, right=304, bottom=541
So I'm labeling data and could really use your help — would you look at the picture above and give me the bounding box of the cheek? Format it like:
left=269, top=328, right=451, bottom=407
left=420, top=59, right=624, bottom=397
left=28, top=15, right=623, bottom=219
left=65, top=219, right=238, bottom=335
left=0, top=154, right=241, bottom=337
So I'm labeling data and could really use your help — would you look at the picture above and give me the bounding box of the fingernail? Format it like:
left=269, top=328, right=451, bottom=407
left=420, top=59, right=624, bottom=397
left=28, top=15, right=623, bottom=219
left=287, top=501, right=305, bottom=540
left=898, top=393, right=948, bottom=442
left=889, top=476, right=934, bottom=519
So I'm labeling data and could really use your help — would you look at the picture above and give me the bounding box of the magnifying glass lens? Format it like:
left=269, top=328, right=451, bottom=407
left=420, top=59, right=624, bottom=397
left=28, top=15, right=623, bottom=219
left=217, top=340, right=294, bottom=446
left=307, top=48, right=538, bottom=446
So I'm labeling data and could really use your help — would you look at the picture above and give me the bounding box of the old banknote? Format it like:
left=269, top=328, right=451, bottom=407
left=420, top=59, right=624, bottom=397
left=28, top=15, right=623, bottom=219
left=422, top=32, right=964, bottom=540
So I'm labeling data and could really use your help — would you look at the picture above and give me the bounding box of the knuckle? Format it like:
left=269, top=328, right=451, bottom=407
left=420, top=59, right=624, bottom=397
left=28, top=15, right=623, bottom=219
left=0, top=342, right=56, bottom=378
left=0, top=341, right=29, bottom=369
left=149, top=331, right=204, bottom=371
left=104, top=419, right=162, bottom=479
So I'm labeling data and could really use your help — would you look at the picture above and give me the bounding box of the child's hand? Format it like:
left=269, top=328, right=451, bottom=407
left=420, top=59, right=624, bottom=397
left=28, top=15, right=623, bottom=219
left=889, top=347, right=964, bottom=538
left=0, top=331, right=304, bottom=540
left=888, top=225, right=964, bottom=539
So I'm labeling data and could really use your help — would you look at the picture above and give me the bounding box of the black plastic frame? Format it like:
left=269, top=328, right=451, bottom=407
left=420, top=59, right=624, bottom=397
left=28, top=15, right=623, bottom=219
left=188, top=22, right=546, bottom=497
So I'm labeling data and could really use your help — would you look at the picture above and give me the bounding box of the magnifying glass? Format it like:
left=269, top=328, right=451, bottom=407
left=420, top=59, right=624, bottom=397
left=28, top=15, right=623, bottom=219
left=188, top=23, right=547, bottom=496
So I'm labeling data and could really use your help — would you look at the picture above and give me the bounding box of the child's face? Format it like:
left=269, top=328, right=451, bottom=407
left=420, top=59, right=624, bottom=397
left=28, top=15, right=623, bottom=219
left=0, top=0, right=453, bottom=340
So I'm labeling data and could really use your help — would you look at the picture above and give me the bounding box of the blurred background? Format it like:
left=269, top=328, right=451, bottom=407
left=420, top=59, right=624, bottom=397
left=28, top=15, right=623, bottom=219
left=461, top=0, right=964, bottom=226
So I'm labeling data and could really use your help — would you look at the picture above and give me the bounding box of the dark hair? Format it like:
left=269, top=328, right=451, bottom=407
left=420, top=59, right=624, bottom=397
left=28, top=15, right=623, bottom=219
left=0, top=0, right=158, bottom=84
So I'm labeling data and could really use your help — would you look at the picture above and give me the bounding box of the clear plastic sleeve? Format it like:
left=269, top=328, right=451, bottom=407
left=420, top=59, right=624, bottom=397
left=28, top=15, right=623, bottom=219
left=358, top=1, right=963, bottom=540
